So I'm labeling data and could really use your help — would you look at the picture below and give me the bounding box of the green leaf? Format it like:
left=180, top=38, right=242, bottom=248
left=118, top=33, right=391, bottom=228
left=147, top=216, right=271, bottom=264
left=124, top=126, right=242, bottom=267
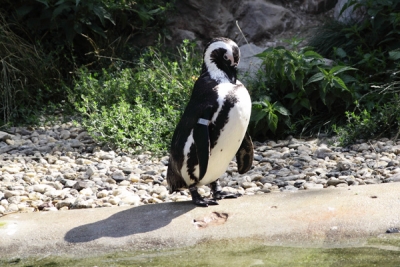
left=254, top=48, right=274, bottom=58
left=274, top=103, right=291, bottom=116
left=332, top=77, right=349, bottom=91
left=294, top=72, right=304, bottom=90
left=35, top=0, right=49, bottom=7
left=250, top=109, right=267, bottom=126
left=267, top=112, right=278, bottom=133
left=300, top=98, right=311, bottom=110
left=389, top=50, right=400, bottom=60
left=329, top=65, right=357, bottom=75
left=52, top=3, right=69, bottom=19
left=252, top=100, right=268, bottom=109
left=284, top=92, right=298, bottom=100
left=305, top=72, right=324, bottom=86
left=303, top=50, right=323, bottom=59
left=335, top=47, right=347, bottom=58
left=284, top=50, right=297, bottom=61
left=89, top=23, right=107, bottom=38
left=319, top=86, right=327, bottom=105
left=93, top=6, right=106, bottom=27
left=340, top=74, right=358, bottom=84
left=93, top=6, right=115, bottom=26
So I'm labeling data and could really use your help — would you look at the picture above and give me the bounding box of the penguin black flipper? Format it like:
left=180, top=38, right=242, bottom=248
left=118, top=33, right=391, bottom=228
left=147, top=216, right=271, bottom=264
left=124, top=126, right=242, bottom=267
left=192, top=106, right=213, bottom=180
left=236, top=132, right=254, bottom=174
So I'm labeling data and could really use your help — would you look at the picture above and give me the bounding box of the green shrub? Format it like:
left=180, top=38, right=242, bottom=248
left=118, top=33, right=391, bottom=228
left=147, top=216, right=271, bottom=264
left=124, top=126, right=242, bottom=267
left=0, top=0, right=172, bottom=126
left=70, top=40, right=201, bottom=153
left=309, top=0, right=400, bottom=144
left=334, top=98, right=400, bottom=144
left=248, top=42, right=357, bottom=139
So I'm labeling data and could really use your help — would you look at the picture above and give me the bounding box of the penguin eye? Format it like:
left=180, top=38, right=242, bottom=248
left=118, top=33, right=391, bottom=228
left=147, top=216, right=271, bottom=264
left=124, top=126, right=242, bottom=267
left=223, top=54, right=229, bottom=61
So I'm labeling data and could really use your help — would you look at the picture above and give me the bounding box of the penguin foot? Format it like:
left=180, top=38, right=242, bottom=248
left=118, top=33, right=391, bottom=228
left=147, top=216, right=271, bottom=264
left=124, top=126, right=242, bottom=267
left=192, top=197, right=219, bottom=207
left=213, top=190, right=242, bottom=200
left=210, top=180, right=241, bottom=200
left=189, top=184, right=219, bottom=207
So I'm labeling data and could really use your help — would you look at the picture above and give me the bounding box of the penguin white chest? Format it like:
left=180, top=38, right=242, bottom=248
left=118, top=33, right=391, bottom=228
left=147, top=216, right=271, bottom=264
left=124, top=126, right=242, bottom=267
left=180, top=82, right=251, bottom=186
left=199, top=82, right=251, bottom=185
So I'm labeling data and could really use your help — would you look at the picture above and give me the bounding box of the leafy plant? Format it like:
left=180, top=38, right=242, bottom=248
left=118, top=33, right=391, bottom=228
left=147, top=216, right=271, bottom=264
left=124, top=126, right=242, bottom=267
left=251, top=96, right=290, bottom=135
left=0, top=0, right=173, bottom=126
left=309, top=0, right=400, bottom=144
left=70, top=40, right=202, bottom=153
left=248, top=43, right=357, bottom=139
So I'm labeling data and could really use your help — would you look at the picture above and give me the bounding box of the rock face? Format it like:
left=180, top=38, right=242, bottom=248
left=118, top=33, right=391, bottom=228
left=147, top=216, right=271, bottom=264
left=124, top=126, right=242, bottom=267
left=301, top=0, right=338, bottom=14
left=334, top=0, right=365, bottom=23
left=237, top=43, right=266, bottom=78
left=168, top=0, right=337, bottom=47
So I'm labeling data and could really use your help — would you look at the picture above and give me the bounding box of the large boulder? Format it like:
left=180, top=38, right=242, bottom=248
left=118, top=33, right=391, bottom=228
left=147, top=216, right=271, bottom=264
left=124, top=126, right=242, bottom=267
left=237, top=0, right=302, bottom=45
left=334, top=0, right=366, bottom=23
left=300, top=0, right=338, bottom=14
left=167, top=0, right=303, bottom=47
left=238, top=43, right=269, bottom=78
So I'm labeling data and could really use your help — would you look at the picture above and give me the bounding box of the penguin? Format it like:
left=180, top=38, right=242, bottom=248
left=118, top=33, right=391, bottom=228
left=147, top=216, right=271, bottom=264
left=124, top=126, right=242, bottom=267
left=167, top=37, right=254, bottom=207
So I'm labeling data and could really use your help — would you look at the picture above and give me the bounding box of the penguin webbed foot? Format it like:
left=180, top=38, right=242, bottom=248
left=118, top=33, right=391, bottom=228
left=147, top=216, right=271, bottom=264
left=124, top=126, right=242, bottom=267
left=211, top=180, right=242, bottom=200
left=189, top=184, right=218, bottom=207
left=213, top=190, right=242, bottom=200
left=192, top=197, right=219, bottom=207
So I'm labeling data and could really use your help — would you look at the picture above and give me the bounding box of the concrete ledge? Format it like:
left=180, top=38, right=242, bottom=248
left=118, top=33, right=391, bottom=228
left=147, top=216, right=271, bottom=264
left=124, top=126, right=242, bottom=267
left=1, top=183, right=400, bottom=259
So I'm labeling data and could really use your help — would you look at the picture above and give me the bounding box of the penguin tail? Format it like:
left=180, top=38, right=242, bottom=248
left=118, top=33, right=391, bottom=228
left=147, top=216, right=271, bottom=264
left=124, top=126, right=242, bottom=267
left=166, top=165, right=187, bottom=194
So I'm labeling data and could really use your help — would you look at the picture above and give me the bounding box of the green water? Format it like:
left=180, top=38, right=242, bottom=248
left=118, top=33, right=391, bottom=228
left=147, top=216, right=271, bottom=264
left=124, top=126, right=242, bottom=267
left=2, top=237, right=400, bottom=267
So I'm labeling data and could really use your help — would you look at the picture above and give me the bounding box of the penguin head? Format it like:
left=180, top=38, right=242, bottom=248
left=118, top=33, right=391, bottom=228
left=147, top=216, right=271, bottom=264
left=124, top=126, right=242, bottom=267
left=203, top=37, right=240, bottom=84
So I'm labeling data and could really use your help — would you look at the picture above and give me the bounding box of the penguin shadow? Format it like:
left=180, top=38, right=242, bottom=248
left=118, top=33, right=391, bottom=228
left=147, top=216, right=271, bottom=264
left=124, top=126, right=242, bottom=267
left=64, top=201, right=195, bottom=243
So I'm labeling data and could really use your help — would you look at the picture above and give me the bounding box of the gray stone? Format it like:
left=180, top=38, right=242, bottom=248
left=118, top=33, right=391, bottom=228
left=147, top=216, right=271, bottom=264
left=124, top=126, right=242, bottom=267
left=99, top=152, right=115, bottom=160
left=121, top=167, right=134, bottom=174
left=112, top=170, right=126, bottom=181
left=327, top=178, right=346, bottom=186
left=60, top=130, right=71, bottom=140
left=294, top=180, right=306, bottom=188
left=0, top=205, right=6, bottom=214
left=86, top=166, right=97, bottom=177
left=280, top=185, right=299, bottom=192
left=315, top=147, right=333, bottom=159
left=280, top=174, right=306, bottom=181
left=72, top=180, right=93, bottom=191
left=337, top=161, right=351, bottom=171
left=303, top=183, right=324, bottom=190
left=69, top=139, right=83, bottom=148
left=63, top=179, right=77, bottom=188
left=6, top=203, right=19, bottom=213
left=33, top=184, right=54, bottom=193
left=0, top=131, right=13, bottom=141
left=76, top=131, right=89, bottom=141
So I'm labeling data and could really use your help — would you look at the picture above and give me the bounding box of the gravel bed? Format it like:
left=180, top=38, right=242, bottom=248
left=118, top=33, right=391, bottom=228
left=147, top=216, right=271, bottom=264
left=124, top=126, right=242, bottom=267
left=1, top=122, right=400, bottom=216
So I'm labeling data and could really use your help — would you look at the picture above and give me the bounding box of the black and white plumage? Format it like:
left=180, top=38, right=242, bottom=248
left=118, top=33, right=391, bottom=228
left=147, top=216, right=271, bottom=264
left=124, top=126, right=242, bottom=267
left=167, top=37, right=254, bottom=207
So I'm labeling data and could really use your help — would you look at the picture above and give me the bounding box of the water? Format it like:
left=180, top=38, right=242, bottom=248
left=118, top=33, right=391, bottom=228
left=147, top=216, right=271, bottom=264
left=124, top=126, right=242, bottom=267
left=2, top=237, right=400, bottom=267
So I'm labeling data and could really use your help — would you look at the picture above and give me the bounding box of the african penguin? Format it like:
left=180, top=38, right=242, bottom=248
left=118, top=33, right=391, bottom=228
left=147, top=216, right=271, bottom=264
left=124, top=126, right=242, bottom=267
left=167, top=37, right=254, bottom=207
